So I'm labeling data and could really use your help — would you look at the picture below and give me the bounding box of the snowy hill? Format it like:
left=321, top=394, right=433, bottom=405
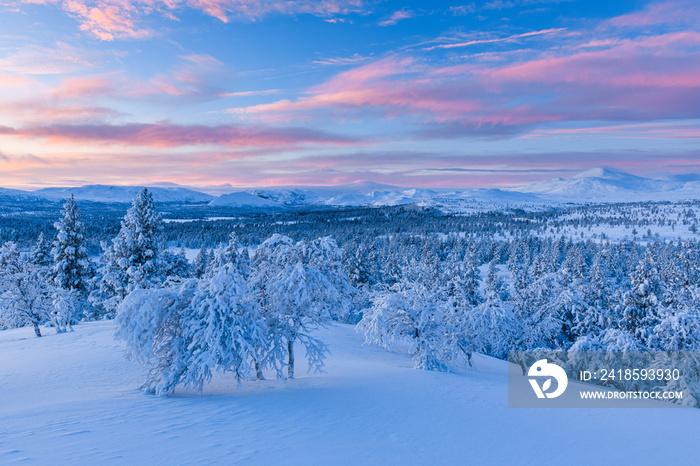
left=509, top=167, right=696, bottom=201
left=1, top=321, right=697, bottom=464
left=245, top=188, right=321, bottom=206
left=208, top=191, right=280, bottom=207
left=6, top=168, right=700, bottom=210
left=0, top=187, right=46, bottom=202
left=35, top=185, right=214, bottom=204
left=323, top=188, right=438, bottom=206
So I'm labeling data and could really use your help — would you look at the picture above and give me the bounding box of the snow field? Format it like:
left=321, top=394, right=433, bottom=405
left=1, top=322, right=699, bottom=465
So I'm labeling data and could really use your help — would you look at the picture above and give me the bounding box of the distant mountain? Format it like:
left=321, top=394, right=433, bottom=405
left=508, top=167, right=695, bottom=201
left=35, top=185, right=214, bottom=204
left=5, top=169, right=700, bottom=210
left=0, top=187, right=46, bottom=201
left=209, top=191, right=280, bottom=207
left=323, top=188, right=438, bottom=206
left=245, top=188, right=321, bottom=206
left=449, top=188, right=544, bottom=202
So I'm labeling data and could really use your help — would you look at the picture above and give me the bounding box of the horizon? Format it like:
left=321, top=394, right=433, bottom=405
left=2, top=165, right=694, bottom=195
left=1, top=1, right=699, bottom=189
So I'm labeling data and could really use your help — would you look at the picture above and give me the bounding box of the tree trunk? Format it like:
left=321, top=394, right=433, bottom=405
left=254, top=359, right=264, bottom=380
left=33, top=322, right=42, bottom=338
left=287, top=339, right=295, bottom=379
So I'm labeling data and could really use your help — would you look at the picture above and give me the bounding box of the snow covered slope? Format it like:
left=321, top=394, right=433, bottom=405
left=208, top=191, right=280, bottom=207
left=323, top=188, right=438, bottom=206
left=35, top=185, right=214, bottom=204
left=1, top=322, right=698, bottom=465
left=7, top=167, right=700, bottom=209
left=0, top=187, right=46, bottom=201
left=509, top=167, right=700, bottom=201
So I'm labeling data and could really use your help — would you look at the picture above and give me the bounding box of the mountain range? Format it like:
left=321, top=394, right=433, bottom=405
left=4, top=168, right=700, bottom=209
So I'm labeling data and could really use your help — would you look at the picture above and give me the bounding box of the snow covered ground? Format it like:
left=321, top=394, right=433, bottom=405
left=1, top=322, right=699, bottom=465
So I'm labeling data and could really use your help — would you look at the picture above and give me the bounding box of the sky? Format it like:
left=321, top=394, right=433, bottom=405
left=0, top=0, right=699, bottom=189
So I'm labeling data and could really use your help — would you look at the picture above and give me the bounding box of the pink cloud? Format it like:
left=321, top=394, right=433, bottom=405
left=527, top=122, right=700, bottom=140
left=19, top=0, right=368, bottom=40
left=0, top=122, right=356, bottom=148
left=229, top=23, right=700, bottom=137
left=378, top=9, right=414, bottom=27
left=0, top=74, right=31, bottom=88
left=49, top=75, right=114, bottom=100
left=605, top=0, right=700, bottom=28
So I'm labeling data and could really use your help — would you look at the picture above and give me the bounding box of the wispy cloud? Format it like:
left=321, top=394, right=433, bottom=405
left=605, top=0, right=699, bottom=28
left=16, top=0, right=370, bottom=40
left=220, top=89, right=283, bottom=98
left=0, top=41, right=103, bottom=74
left=313, top=53, right=370, bottom=66
left=378, top=9, right=414, bottom=27
left=423, top=28, right=566, bottom=51
left=229, top=15, right=700, bottom=138
left=0, top=122, right=357, bottom=148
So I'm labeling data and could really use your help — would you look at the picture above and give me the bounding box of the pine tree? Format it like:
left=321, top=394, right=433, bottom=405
left=52, top=195, right=90, bottom=294
left=193, top=243, right=209, bottom=279
left=162, top=247, right=191, bottom=278
left=94, top=189, right=163, bottom=315
left=622, top=249, right=664, bottom=344
left=30, top=232, right=52, bottom=267
left=347, top=243, right=374, bottom=287
left=462, top=243, right=481, bottom=306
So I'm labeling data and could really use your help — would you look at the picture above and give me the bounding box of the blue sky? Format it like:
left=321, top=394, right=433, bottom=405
left=0, top=0, right=698, bottom=188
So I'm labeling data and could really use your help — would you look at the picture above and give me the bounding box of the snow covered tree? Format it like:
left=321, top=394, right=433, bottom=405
left=116, top=267, right=272, bottom=396
left=30, top=232, right=52, bottom=267
left=358, top=279, right=470, bottom=371
left=264, top=262, right=334, bottom=378
left=514, top=272, right=567, bottom=350
left=52, top=195, right=90, bottom=294
left=465, top=267, right=519, bottom=359
left=622, top=249, right=665, bottom=343
left=249, top=235, right=353, bottom=377
left=180, top=264, right=270, bottom=392
left=94, top=189, right=163, bottom=315
left=193, top=243, right=209, bottom=279
left=0, top=240, right=21, bottom=273
left=462, top=244, right=481, bottom=307
left=0, top=243, right=54, bottom=337
left=50, top=288, right=78, bottom=333
left=347, top=242, right=374, bottom=288
left=115, top=278, right=197, bottom=395
left=162, top=248, right=191, bottom=279
left=484, top=260, right=508, bottom=301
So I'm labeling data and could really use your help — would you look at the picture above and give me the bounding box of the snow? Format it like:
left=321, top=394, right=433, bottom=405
left=509, top=166, right=700, bottom=202
left=1, top=321, right=699, bottom=464
left=35, top=185, right=214, bottom=204
left=8, top=168, right=700, bottom=210
left=208, top=191, right=279, bottom=207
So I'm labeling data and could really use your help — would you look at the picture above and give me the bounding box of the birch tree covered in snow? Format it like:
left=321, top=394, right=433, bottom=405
left=0, top=242, right=53, bottom=337
left=250, top=235, right=353, bottom=378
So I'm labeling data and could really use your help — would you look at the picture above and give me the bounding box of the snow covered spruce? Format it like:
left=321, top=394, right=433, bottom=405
left=0, top=196, right=89, bottom=336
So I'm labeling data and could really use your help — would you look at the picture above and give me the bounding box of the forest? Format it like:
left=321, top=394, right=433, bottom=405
left=1, top=190, right=700, bottom=403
